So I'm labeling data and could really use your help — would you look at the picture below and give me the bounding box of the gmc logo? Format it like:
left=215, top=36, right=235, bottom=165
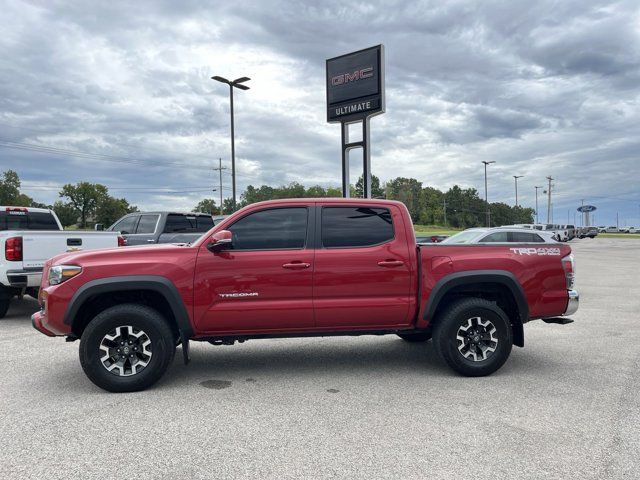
left=331, top=67, right=373, bottom=86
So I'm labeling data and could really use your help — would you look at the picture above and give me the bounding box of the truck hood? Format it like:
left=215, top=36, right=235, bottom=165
left=49, top=243, right=193, bottom=266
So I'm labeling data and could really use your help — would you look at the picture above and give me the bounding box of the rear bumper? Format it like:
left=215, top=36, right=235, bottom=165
left=31, top=310, right=56, bottom=337
left=7, top=268, right=43, bottom=288
left=564, top=290, right=579, bottom=316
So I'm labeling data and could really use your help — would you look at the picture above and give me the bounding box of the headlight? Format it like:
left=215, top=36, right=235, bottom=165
left=48, top=265, right=82, bottom=285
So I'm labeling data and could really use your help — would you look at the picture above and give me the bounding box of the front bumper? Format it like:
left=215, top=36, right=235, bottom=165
left=31, top=310, right=56, bottom=337
left=564, top=290, right=579, bottom=316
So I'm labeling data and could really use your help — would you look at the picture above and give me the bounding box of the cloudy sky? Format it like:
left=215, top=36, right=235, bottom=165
left=1, top=0, right=639, bottom=226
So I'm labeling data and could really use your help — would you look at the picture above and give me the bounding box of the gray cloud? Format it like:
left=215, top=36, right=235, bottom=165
left=0, top=0, right=639, bottom=224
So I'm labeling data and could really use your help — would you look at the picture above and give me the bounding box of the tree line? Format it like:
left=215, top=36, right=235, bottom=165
left=197, top=175, right=534, bottom=228
left=0, top=170, right=137, bottom=228
left=2, top=169, right=534, bottom=229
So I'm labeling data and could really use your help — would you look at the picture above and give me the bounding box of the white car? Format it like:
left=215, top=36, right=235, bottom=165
left=441, top=227, right=559, bottom=244
left=629, top=227, right=639, bottom=234
left=0, top=206, right=123, bottom=317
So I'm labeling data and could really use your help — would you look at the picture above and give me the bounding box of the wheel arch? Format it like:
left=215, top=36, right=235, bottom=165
left=423, top=270, right=528, bottom=347
left=64, top=276, right=193, bottom=340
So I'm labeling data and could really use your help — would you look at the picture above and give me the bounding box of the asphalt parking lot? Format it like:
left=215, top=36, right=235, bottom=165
left=1, top=238, right=638, bottom=480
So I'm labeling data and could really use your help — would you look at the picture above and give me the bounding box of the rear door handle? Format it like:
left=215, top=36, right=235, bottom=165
left=377, top=260, right=404, bottom=268
left=282, top=262, right=311, bottom=270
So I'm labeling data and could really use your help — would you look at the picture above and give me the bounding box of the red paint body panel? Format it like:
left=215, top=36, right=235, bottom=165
left=33, top=198, right=572, bottom=339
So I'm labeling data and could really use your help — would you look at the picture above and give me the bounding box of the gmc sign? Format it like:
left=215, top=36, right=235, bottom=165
left=326, top=45, right=385, bottom=122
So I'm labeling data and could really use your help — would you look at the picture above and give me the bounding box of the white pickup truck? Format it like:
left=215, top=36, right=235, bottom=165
left=0, top=206, right=123, bottom=317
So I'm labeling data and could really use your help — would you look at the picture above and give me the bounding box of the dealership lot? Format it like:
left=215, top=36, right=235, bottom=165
left=0, top=238, right=638, bottom=479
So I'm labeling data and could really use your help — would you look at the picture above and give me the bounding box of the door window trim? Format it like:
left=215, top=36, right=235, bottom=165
left=224, top=206, right=314, bottom=252
left=319, top=205, right=396, bottom=250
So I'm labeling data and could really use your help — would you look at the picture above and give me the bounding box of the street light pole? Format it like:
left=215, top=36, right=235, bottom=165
left=211, top=75, right=250, bottom=210
left=534, top=186, right=542, bottom=224
left=482, top=161, right=495, bottom=227
left=513, top=175, right=523, bottom=206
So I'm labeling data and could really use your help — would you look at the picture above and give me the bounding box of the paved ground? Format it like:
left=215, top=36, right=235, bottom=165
left=1, top=238, right=638, bottom=479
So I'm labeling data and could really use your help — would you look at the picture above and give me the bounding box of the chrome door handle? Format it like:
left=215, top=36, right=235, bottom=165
left=377, top=260, right=404, bottom=268
left=147, top=239, right=155, bottom=243
left=282, top=262, right=311, bottom=269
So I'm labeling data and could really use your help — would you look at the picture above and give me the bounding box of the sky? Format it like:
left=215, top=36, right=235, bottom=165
left=1, top=0, right=639, bottom=226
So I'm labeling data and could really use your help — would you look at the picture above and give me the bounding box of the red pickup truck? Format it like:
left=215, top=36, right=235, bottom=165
left=32, top=199, right=579, bottom=392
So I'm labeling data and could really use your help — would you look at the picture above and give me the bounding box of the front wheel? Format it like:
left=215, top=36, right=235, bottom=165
left=79, top=304, right=176, bottom=392
left=433, top=298, right=513, bottom=377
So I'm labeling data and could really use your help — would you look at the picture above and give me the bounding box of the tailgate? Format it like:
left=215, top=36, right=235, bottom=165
left=22, top=232, right=119, bottom=269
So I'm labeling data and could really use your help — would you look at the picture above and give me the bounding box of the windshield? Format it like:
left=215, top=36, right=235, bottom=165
left=441, top=230, right=483, bottom=244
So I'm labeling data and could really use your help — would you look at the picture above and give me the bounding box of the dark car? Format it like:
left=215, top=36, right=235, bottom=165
left=107, top=211, right=215, bottom=245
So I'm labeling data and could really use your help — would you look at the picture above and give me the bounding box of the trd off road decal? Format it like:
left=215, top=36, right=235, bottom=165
left=509, top=247, right=562, bottom=256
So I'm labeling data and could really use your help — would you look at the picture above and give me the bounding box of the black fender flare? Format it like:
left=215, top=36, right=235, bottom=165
left=423, top=270, right=528, bottom=347
left=63, top=275, right=194, bottom=340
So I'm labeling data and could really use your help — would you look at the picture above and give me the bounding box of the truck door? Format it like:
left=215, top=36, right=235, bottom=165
left=193, top=206, right=315, bottom=333
left=313, top=205, right=413, bottom=328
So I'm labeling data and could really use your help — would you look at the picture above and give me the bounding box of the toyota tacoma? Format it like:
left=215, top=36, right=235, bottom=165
left=32, top=199, right=579, bottom=392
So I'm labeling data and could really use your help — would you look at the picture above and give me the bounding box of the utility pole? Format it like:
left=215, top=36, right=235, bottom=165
left=482, top=161, right=495, bottom=227
left=213, top=158, right=227, bottom=215
left=546, top=176, right=553, bottom=224
left=443, top=197, right=447, bottom=227
left=513, top=175, right=523, bottom=206
left=534, top=186, right=542, bottom=224
left=617, top=212, right=619, bottom=229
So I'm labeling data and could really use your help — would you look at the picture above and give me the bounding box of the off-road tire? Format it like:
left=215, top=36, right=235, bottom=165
left=79, top=303, right=176, bottom=392
left=433, top=297, right=512, bottom=377
left=397, top=332, right=431, bottom=342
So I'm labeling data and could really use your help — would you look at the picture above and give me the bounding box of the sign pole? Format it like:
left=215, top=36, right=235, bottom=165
left=341, top=123, right=350, bottom=197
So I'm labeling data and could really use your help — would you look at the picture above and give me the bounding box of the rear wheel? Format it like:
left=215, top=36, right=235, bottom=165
left=79, top=304, right=176, bottom=392
left=433, top=297, right=512, bottom=377
left=397, top=332, right=431, bottom=342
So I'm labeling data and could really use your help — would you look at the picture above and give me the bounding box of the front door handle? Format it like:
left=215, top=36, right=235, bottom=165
left=377, top=260, right=404, bottom=268
left=282, top=262, right=311, bottom=270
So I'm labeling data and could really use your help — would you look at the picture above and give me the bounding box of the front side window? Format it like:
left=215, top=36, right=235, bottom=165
left=322, top=207, right=393, bottom=248
left=112, top=216, right=138, bottom=235
left=479, top=231, right=509, bottom=243
left=136, top=215, right=159, bottom=234
left=228, top=208, right=307, bottom=250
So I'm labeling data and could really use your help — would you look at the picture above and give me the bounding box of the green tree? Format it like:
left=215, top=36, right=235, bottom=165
left=385, top=177, right=423, bottom=222
left=0, top=170, right=22, bottom=205
left=59, top=182, right=108, bottom=228
left=52, top=201, right=79, bottom=228
left=95, top=196, right=137, bottom=227
left=354, top=175, right=384, bottom=198
left=193, top=198, right=218, bottom=215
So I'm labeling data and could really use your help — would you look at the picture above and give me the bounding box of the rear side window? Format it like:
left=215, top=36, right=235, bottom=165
left=164, top=214, right=214, bottom=233
left=136, top=215, right=159, bottom=234
left=228, top=208, right=307, bottom=250
left=322, top=207, right=393, bottom=248
left=479, top=231, right=509, bottom=243
left=511, top=232, right=545, bottom=243
left=0, top=211, right=59, bottom=230
left=112, top=216, right=138, bottom=235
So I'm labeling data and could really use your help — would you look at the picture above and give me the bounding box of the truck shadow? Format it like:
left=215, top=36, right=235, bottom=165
left=161, top=338, right=454, bottom=388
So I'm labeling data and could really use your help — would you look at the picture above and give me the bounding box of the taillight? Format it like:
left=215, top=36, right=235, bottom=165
left=117, top=235, right=126, bottom=247
left=5, top=236, right=23, bottom=261
left=562, top=253, right=575, bottom=290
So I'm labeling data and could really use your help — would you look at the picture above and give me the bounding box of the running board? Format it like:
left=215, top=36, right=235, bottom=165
left=542, top=317, right=574, bottom=325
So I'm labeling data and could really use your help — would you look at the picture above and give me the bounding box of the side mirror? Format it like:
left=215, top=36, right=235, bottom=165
left=94, top=223, right=104, bottom=231
left=207, top=230, right=232, bottom=252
